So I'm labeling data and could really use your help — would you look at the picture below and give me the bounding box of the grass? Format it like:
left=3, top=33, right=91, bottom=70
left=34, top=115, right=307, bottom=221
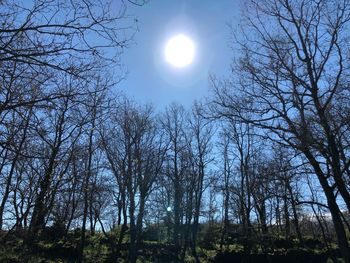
left=0, top=230, right=345, bottom=263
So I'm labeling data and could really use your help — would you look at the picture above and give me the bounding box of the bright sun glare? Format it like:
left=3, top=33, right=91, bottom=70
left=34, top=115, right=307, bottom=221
left=165, top=34, right=195, bottom=68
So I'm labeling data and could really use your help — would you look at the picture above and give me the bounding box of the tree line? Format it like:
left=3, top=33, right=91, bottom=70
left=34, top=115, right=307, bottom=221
left=0, top=0, right=350, bottom=262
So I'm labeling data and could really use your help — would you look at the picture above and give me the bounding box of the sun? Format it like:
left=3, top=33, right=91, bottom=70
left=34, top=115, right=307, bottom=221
left=165, top=34, right=195, bottom=68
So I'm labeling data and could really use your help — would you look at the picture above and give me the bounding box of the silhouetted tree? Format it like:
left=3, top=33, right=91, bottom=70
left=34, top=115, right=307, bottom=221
left=211, top=0, right=350, bottom=260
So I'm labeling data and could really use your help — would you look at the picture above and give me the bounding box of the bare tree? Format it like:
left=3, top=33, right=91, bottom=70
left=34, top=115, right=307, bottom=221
left=0, top=0, right=135, bottom=120
left=27, top=82, right=85, bottom=243
left=79, top=82, right=109, bottom=262
left=101, top=98, right=166, bottom=262
left=211, top=0, right=350, bottom=260
left=0, top=106, right=33, bottom=230
left=160, top=103, right=188, bottom=256
left=0, top=0, right=132, bottom=74
left=186, top=103, right=214, bottom=261
left=218, top=130, right=234, bottom=250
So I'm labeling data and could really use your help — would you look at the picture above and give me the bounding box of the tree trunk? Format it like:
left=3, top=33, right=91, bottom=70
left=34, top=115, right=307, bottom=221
left=306, top=150, right=350, bottom=262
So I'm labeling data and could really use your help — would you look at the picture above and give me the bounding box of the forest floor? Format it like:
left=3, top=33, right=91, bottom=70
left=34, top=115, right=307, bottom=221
left=0, top=230, right=345, bottom=262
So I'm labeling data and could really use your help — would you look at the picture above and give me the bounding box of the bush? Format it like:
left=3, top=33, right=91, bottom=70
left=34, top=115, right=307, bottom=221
left=274, top=238, right=294, bottom=249
left=303, top=238, right=325, bottom=250
left=40, top=220, right=66, bottom=242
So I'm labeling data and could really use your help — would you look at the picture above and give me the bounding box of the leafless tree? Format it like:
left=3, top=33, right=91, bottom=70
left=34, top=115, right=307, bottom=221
left=101, top=98, right=166, bottom=262
left=179, top=103, right=214, bottom=262
left=217, top=130, right=233, bottom=250
left=160, top=103, right=188, bottom=256
left=210, top=0, right=350, bottom=260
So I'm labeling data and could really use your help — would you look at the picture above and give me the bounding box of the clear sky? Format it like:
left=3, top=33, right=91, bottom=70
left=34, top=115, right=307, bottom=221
left=118, top=0, right=241, bottom=109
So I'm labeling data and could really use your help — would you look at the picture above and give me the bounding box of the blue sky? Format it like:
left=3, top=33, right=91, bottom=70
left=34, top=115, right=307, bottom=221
left=118, top=0, right=241, bottom=109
